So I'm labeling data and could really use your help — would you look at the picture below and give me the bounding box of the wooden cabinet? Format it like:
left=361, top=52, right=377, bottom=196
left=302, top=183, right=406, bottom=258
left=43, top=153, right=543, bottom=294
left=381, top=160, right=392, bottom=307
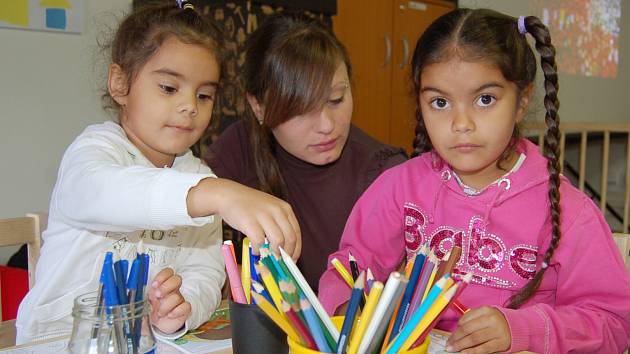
left=334, top=0, right=455, bottom=152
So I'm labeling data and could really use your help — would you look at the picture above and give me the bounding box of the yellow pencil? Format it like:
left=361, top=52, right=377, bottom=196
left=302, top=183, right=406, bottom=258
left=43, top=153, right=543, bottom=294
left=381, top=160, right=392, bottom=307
left=256, top=263, right=284, bottom=313
left=251, top=292, right=302, bottom=342
left=332, top=258, right=354, bottom=288
left=399, top=285, right=458, bottom=352
left=347, top=281, right=384, bottom=354
left=241, top=237, right=251, bottom=304
left=404, top=255, right=415, bottom=278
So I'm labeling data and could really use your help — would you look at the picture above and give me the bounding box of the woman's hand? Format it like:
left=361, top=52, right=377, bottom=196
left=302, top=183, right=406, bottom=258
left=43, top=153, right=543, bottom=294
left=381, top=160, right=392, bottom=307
left=187, top=178, right=302, bottom=260
left=446, top=306, right=511, bottom=354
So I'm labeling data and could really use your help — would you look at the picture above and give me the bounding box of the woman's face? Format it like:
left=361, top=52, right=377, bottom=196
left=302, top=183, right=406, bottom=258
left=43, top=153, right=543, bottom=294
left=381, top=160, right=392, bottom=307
left=271, top=63, right=353, bottom=166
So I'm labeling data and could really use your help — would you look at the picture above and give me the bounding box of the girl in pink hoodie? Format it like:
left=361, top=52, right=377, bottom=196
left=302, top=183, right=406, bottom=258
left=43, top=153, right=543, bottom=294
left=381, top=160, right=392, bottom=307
left=319, top=8, right=630, bottom=354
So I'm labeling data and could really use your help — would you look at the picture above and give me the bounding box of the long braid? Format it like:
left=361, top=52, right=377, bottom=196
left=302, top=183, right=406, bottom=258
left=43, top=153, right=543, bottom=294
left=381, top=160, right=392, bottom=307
left=507, top=16, right=561, bottom=309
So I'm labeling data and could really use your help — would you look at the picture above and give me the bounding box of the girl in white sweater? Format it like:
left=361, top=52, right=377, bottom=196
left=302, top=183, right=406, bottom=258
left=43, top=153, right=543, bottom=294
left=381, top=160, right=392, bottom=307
left=16, top=1, right=301, bottom=343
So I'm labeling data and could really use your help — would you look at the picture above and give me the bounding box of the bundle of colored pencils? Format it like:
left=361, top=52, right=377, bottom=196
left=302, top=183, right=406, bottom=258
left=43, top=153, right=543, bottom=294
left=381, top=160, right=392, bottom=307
left=221, top=239, right=470, bottom=354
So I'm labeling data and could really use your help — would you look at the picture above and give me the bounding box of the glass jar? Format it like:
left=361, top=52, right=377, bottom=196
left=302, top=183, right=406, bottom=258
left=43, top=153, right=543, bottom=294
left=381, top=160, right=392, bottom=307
left=68, top=291, right=156, bottom=354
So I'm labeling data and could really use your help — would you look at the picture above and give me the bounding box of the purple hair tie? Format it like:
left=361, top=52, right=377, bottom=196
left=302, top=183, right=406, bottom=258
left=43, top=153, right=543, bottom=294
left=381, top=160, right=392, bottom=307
left=517, top=16, right=527, bottom=34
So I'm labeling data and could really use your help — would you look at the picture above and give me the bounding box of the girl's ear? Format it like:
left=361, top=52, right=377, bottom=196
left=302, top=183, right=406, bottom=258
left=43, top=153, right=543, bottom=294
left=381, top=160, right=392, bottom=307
left=516, top=84, right=534, bottom=123
left=246, top=93, right=265, bottom=125
left=108, top=64, right=129, bottom=106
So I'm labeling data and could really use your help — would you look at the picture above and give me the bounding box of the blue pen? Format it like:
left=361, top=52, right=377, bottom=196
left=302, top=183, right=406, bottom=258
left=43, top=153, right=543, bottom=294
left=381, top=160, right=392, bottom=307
left=113, top=254, right=129, bottom=306
left=91, top=253, right=111, bottom=339
left=126, top=258, right=140, bottom=351
left=102, top=256, right=128, bottom=354
left=120, top=259, right=128, bottom=287
left=336, top=272, right=365, bottom=354
left=134, top=252, right=150, bottom=345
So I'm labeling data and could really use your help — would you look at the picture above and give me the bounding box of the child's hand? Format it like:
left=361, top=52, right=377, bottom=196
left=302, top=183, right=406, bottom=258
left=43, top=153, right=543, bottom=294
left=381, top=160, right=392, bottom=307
left=148, top=268, right=191, bottom=334
left=446, top=306, right=511, bottom=354
left=188, top=178, right=302, bottom=260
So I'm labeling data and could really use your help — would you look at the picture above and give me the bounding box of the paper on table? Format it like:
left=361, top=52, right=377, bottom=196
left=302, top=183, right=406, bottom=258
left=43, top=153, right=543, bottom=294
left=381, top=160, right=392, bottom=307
left=158, top=306, right=232, bottom=354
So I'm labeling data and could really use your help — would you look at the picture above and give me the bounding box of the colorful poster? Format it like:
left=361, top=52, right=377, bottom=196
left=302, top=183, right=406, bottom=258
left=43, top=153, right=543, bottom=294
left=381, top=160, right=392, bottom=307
left=531, top=0, right=621, bottom=78
left=0, top=0, right=83, bottom=34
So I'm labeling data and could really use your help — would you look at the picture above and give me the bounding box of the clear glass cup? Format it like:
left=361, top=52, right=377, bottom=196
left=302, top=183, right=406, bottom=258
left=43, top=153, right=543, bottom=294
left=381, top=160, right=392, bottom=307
left=68, top=291, right=156, bottom=354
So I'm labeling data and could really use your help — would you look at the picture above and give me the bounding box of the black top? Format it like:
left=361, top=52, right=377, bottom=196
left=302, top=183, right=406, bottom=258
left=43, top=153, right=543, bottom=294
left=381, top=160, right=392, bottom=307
left=206, top=119, right=407, bottom=291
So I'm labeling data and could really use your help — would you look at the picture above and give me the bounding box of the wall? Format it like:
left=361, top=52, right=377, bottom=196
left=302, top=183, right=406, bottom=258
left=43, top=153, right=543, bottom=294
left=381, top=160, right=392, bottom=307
left=459, top=0, right=630, bottom=123
left=0, top=0, right=132, bottom=263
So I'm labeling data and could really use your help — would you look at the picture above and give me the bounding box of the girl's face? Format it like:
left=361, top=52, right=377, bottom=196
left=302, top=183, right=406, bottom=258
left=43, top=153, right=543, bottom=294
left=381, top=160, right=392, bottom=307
left=270, top=63, right=353, bottom=166
left=110, top=36, right=220, bottom=167
left=419, top=58, right=530, bottom=189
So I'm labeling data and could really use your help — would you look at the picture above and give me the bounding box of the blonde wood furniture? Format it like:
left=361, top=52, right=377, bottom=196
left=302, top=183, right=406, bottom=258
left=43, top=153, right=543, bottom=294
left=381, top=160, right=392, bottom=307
left=0, top=213, right=46, bottom=340
left=613, top=233, right=630, bottom=274
left=334, top=0, right=454, bottom=153
left=524, top=122, right=630, bottom=233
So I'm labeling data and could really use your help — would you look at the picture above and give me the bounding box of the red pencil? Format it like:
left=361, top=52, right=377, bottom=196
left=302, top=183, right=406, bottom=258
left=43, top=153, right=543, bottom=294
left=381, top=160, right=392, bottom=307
left=282, top=301, right=317, bottom=349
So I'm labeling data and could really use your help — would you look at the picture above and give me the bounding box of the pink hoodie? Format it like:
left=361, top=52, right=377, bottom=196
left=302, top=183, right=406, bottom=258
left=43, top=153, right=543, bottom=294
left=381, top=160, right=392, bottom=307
left=319, top=139, right=630, bottom=353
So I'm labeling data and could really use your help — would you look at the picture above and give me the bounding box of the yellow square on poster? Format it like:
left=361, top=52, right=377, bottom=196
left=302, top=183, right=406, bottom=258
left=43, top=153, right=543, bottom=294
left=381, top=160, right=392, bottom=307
left=0, top=0, right=29, bottom=27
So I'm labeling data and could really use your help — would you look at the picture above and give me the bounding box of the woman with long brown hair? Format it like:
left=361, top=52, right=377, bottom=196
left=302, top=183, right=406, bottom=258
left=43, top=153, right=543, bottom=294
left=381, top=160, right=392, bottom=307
left=206, top=13, right=406, bottom=291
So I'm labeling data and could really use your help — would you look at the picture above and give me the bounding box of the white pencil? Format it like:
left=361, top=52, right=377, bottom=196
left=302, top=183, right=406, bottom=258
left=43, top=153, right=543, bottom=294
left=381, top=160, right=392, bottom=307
left=358, top=271, right=406, bottom=354
left=278, top=247, right=340, bottom=342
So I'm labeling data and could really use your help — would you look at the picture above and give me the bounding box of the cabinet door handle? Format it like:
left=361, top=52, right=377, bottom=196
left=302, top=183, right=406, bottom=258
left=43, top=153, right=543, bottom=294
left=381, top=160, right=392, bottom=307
left=400, top=36, right=410, bottom=69
left=382, top=33, right=392, bottom=67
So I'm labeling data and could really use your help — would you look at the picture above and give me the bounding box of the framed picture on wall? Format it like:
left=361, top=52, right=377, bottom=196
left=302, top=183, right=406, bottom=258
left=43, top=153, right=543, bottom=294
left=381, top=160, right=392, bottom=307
left=0, top=0, right=83, bottom=34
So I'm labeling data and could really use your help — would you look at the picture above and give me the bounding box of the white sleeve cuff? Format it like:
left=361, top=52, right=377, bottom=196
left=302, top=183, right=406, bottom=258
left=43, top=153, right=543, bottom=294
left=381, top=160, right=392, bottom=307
left=151, top=322, right=189, bottom=340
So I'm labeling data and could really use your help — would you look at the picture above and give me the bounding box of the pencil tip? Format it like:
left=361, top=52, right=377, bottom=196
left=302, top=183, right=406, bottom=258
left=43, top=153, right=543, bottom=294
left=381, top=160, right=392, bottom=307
left=355, top=271, right=366, bottom=289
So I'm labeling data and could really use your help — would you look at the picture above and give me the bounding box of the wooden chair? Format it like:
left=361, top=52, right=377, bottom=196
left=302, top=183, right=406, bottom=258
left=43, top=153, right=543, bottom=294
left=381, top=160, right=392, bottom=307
left=0, top=213, right=47, bottom=321
left=613, top=233, right=630, bottom=275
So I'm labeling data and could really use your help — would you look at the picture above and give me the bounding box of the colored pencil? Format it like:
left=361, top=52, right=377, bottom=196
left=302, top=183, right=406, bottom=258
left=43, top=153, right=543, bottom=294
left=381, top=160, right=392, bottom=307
left=413, top=273, right=472, bottom=348
left=256, top=263, right=284, bottom=312
left=336, top=272, right=365, bottom=354
left=347, top=281, right=383, bottom=354
left=221, top=244, right=247, bottom=303
left=384, top=276, right=450, bottom=354
left=279, top=247, right=340, bottom=342
left=406, top=252, right=437, bottom=322
left=241, top=237, right=251, bottom=304
left=283, top=301, right=317, bottom=349
left=301, top=298, right=332, bottom=353
left=390, top=245, right=427, bottom=339
left=332, top=258, right=354, bottom=288
left=359, top=272, right=406, bottom=354
left=251, top=292, right=301, bottom=343
left=400, top=284, right=458, bottom=352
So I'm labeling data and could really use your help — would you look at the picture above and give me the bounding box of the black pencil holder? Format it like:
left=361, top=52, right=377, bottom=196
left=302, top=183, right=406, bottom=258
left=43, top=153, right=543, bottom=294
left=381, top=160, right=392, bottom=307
left=229, top=299, right=289, bottom=354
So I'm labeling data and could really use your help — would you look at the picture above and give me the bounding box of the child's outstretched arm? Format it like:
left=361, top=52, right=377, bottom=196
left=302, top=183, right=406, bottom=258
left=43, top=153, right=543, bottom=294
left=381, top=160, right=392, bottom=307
left=187, top=177, right=301, bottom=259
left=448, top=195, right=630, bottom=354
left=318, top=167, right=407, bottom=314
left=53, top=129, right=301, bottom=260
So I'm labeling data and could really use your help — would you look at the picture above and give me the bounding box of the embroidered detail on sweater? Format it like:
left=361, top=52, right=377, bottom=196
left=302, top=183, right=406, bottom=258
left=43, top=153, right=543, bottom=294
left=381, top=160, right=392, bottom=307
left=403, top=204, right=539, bottom=289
